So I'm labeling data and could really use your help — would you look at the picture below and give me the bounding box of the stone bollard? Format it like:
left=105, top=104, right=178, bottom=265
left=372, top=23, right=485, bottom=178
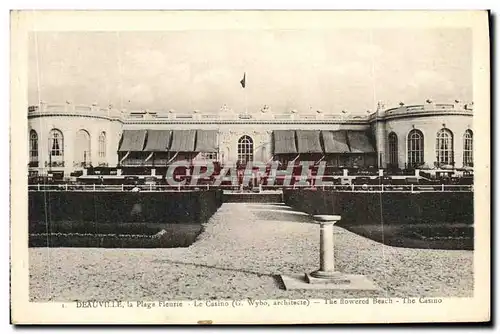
left=308, top=215, right=342, bottom=281
left=279, top=213, right=380, bottom=291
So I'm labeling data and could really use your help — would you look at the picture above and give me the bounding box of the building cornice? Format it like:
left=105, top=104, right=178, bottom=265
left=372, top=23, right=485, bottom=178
left=369, top=110, right=473, bottom=123
left=383, top=111, right=472, bottom=122
left=121, top=119, right=369, bottom=125
left=368, top=103, right=473, bottom=123
left=28, top=112, right=123, bottom=123
left=28, top=102, right=473, bottom=126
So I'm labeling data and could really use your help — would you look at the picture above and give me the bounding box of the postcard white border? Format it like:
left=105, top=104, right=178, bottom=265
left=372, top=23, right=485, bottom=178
left=10, top=10, right=491, bottom=324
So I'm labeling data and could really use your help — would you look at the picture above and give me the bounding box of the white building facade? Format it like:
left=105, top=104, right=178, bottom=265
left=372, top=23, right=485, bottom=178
left=27, top=101, right=474, bottom=178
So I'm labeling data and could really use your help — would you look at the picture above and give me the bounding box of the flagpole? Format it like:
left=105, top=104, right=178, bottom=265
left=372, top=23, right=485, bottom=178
left=244, top=72, right=248, bottom=115
left=240, top=72, right=247, bottom=115
left=245, top=83, right=248, bottom=115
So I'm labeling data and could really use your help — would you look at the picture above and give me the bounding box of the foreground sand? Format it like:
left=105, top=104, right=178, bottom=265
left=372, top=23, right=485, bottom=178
left=29, top=203, right=473, bottom=301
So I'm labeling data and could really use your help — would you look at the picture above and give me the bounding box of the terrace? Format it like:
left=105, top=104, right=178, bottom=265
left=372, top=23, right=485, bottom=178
left=27, top=183, right=473, bottom=193
left=29, top=202, right=473, bottom=301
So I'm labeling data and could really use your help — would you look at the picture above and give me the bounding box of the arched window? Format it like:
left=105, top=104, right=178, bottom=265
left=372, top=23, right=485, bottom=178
left=75, top=129, right=91, bottom=167
left=388, top=132, right=398, bottom=167
left=436, top=128, right=454, bottom=166
left=98, top=131, right=106, bottom=160
left=49, top=129, right=64, bottom=157
left=407, top=129, right=424, bottom=167
left=237, top=135, right=254, bottom=164
left=29, top=130, right=38, bottom=162
left=463, top=130, right=473, bottom=167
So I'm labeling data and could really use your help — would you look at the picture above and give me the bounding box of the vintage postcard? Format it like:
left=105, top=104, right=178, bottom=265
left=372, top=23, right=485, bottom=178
left=10, top=10, right=490, bottom=324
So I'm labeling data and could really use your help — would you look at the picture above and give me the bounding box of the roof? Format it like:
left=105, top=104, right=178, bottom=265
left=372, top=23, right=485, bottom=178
left=170, top=130, right=197, bottom=152
left=118, top=130, right=147, bottom=152
left=143, top=130, right=171, bottom=151
left=195, top=130, right=218, bottom=152
left=273, top=130, right=297, bottom=154
left=322, top=131, right=350, bottom=153
left=295, top=130, right=323, bottom=154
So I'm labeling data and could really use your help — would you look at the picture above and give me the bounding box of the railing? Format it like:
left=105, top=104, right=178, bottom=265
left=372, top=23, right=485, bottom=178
left=28, top=103, right=122, bottom=118
left=28, top=183, right=473, bottom=193
left=383, top=103, right=473, bottom=118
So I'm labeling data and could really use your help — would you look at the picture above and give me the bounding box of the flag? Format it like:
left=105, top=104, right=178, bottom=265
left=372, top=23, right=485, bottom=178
left=240, top=72, right=246, bottom=88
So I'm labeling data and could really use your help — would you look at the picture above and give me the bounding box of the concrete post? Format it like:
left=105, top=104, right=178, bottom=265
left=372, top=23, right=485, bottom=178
left=375, top=119, right=387, bottom=168
left=309, top=215, right=342, bottom=280
left=318, top=223, right=335, bottom=272
left=280, top=214, right=380, bottom=290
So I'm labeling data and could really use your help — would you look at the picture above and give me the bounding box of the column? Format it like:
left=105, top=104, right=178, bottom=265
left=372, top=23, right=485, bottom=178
left=308, top=215, right=342, bottom=280
left=375, top=120, right=386, bottom=168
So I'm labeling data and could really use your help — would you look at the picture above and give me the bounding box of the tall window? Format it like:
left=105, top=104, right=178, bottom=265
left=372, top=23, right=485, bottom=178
left=407, top=129, right=424, bottom=167
left=29, top=130, right=38, bottom=162
left=75, top=129, right=91, bottom=167
left=463, top=130, right=473, bottom=167
left=388, top=132, right=398, bottom=167
left=436, top=128, right=454, bottom=166
left=238, top=135, right=254, bottom=164
left=98, top=131, right=106, bottom=159
left=49, top=129, right=64, bottom=157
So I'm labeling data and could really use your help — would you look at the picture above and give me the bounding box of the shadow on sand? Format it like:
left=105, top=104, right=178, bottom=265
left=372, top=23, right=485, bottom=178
left=154, top=259, right=287, bottom=290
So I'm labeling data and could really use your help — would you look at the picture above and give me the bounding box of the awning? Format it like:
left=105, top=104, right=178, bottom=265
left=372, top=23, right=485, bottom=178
left=322, top=131, right=350, bottom=153
left=143, top=130, right=172, bottom=151
left=195, top=130, right=218, bottom=152
left=170, top=130, right=197, bottom=152
left=295, top=130, right=323, bottom=154
left=118, top=130, right=147, bottom=152
left=347, top=131, right=375, bottom=153
left=273, top=130, right=297, bottom=154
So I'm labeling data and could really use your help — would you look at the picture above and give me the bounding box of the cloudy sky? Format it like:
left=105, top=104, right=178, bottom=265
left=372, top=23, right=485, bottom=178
left=28, top=29, right=472, bottom=114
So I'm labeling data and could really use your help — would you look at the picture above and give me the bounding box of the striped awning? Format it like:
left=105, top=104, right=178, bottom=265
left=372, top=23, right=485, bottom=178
left=170, top=130, right=197, bottom=152
left=118, top=130, right=147, bottom=152
left=195, top=130, right=218, bottom=152
left=322, top=130, right=350, bottom=153
left=295, top=130, right=323, bottom=154
left=143, top=130, right=172, bottom=151
left=347, top=131, right=375, bottom=153
left=273, top=130, right=297, bottom=154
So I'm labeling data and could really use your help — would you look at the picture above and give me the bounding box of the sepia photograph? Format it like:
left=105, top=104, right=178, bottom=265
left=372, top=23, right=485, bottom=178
left=10, top=10, right=490, bottom=324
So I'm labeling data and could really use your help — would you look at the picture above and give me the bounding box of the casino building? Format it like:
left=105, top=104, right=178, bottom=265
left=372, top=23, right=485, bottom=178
left=27, top=100, right=474, bottom=180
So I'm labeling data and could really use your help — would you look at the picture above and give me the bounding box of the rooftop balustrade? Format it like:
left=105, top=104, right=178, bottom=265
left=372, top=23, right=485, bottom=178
left=29, top=101, right=473, bottom=124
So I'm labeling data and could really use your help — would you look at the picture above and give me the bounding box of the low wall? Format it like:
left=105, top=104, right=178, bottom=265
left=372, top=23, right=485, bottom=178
left=283, top=189, right=474, bottom=226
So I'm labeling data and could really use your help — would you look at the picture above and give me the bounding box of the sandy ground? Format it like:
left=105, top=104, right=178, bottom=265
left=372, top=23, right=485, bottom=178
left=29, top=203, right=473, bottom=301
